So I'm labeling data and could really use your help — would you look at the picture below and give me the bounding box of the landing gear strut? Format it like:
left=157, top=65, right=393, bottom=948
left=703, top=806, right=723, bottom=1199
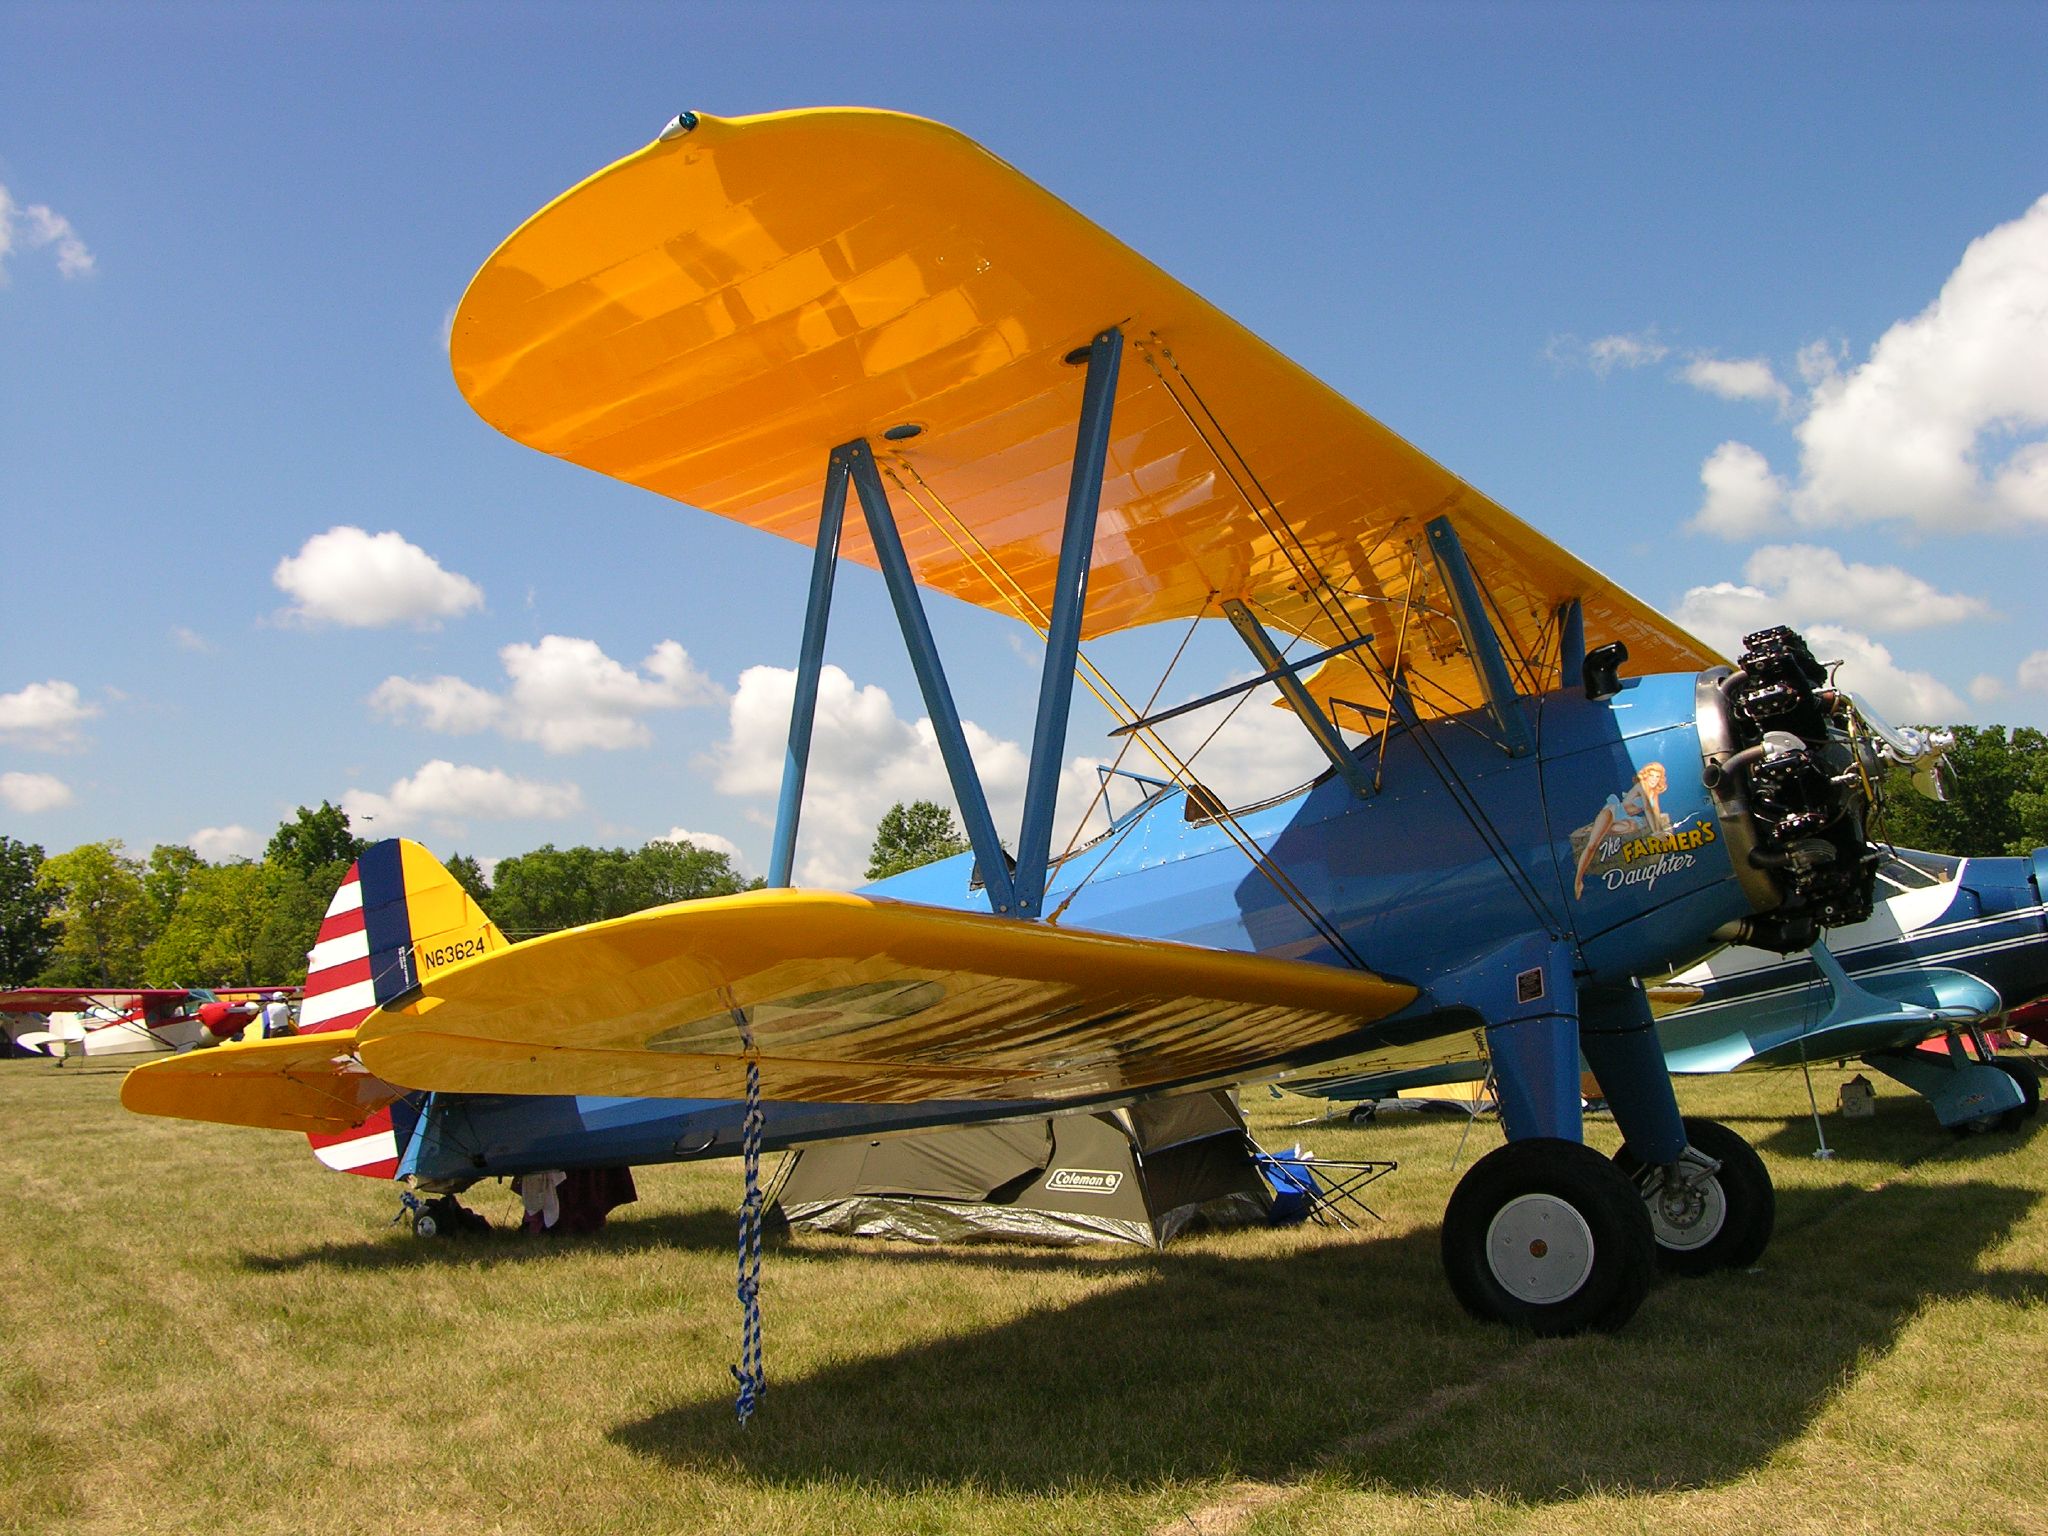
left=1441, top=1138, right=1655, bottom=1335
left=1614, top=1116, right=1773, bottom=1275
left=1989, top=1057, right=2041, bottom=1126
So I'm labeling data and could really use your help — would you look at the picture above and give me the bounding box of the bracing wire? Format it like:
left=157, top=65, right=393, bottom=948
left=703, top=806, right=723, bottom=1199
left=882, top=456, right=1367, bottom=968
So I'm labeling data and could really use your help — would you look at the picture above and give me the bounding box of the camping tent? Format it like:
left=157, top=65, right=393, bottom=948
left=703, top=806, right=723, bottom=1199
left=772, top=1089, right=1272, bottom=1248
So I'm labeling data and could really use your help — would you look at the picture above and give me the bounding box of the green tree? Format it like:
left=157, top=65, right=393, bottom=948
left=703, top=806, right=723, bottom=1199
left=266, top=801, right=368, bottom=875
left=37, top=841, right=151, bottom=985
left=253, top=861, right=346, bottom=986
left=633, top=838, right=750, bottom=906
left=143, top=862, right=270, bottom=986
left=866, top=800, right=970, bottom=881
left=142, top=844, right=205, bottom=930
left=2013, top=784, right=2048, bottom=855
left=0, top=836, right=58, bottom=985
left=444, top=852, right=493, bottom=913
left=488, top=844, right=642, bottom=937
left=1876, top=725, right=2048, bottom=856
left=486, top=840, right=750, bottom=937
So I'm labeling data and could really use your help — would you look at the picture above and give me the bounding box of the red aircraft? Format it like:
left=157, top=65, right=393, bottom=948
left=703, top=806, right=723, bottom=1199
left=2, top=987, right=301, bottom=1062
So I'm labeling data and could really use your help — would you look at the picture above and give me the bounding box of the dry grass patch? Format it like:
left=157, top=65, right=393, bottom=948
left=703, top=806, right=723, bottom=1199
left=3, top=1056, right=2044, bottom=1534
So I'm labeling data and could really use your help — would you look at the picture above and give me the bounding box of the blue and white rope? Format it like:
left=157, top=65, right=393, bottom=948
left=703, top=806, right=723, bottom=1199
left=730, top=1005, right=767, bottom=1424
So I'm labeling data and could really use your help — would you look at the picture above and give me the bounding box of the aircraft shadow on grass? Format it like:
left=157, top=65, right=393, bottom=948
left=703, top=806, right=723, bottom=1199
left=1752, top=1092, right=2036, bottom=1163
left=239, top=1204, right=1134, bottom=1278
left=608, top=1176, right=2046, bottom=1502
left=238, top=1206, right=749, bottom=1274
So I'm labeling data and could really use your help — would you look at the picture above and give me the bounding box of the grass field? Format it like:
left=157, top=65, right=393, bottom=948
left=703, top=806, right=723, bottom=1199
left=4, top=1056, right=2045, bottom=1536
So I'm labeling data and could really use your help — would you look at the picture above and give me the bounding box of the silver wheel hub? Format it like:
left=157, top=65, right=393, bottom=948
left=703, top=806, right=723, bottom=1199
left=1485, top=1193, right=1596, bottom=1304
left=1646, top=1160, right=1727, bottom=1252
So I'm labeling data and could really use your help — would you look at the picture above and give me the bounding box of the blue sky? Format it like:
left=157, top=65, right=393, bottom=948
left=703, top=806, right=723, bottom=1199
left=4, top=3, right=2046, bottom=884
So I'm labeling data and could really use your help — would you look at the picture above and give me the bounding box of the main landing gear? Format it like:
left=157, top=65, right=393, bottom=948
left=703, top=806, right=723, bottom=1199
left=1614, top=1116, right=1774, bottom=1276
left=1441, top=1139, right=1654, bottom=1335
left=1441, top=1118, right=1776, bottom=1334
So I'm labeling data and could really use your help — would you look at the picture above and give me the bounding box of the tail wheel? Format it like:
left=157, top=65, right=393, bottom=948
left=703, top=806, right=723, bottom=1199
left=1991, top=1057, right=2041, bottom=1123
left=1441, top=1138, right=1655, bottom=1336
left=1614, top=1116, right=1774, bottom=1276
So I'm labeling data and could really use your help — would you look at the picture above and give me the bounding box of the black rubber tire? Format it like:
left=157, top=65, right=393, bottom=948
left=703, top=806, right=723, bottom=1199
left=1614, top=1116, right=1775, bottom=1276
left=1441, top=1137, right=1656, bottom=1336
left=1991, top=1057, right=2041, bottom=1123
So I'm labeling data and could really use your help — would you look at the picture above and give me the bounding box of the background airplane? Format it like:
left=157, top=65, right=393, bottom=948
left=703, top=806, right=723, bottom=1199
left=4, top=986, right=297, bottom=1062
left=338, top=108, right=1942, bottom=1337
left=1284, top=844, right=2048, bottom=1133
left=1654, top=847, right=2046, bottom=1130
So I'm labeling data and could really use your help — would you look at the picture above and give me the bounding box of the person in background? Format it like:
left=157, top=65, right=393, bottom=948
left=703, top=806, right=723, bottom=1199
left=260, top=992, right=294, bottom=1038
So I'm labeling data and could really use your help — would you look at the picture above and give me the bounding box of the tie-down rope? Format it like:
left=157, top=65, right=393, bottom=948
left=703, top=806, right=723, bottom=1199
left=729, top=999, right=767, bottom=1423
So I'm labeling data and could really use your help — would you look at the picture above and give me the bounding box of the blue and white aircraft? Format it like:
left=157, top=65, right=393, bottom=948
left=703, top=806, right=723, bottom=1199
left=1654, top=848, right=2047, bottom=1130
left=1289, top=846, right=2048, bottom=1133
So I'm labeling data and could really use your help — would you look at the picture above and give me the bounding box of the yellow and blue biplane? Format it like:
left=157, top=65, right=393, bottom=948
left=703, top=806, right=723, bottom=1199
left=131, top=109, right=1916, bottom=1335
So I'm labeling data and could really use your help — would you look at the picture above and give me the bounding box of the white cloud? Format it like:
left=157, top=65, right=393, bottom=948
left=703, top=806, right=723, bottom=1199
left=342, top=760, right=583, bottom=835
left=372, top=636, right=721, bottom=754
left=1142, top=681, right=1332, bottom=812
left=1691, top=441, right=1788, bottom=539
left=1549, top=330, right=1669, bottom=375
left=0, top=772, right=73, bottom=812
left=659, top=826, right=746, bottom=866
left=705, top=662, right=1334, bottom=890
left=1674, top=545, right=1987, bottom=651
left=0, top=679, right=100, bottom=749
left=273, top=526, right=484, bottom=629
left=190, top=824, right=262, bottom=861
left=370, top=674, right=502, bottom=735
left=170, top=626, right=215, bottom=654
left=1670, top=581, right=1776, bottom=652
left=0, top=183, right=94, bottom=283
left=707, top=664, right=1027, bottom=888
left=1679, top=355, right=1791, bottom=411
left=1796, top=338, right=1844, bottom=387
left=1696, top=195, right=2048, bottom=535
left=1803, top=626, right=1963, bottom=723
left=2018, top=651, right=2048, bottom=694
left=1969, top=674, right=2008, bottom=705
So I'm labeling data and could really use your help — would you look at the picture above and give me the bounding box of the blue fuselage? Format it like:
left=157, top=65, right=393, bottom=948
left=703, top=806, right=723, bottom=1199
left=1658, top=849, right=2048, bottom=1072
left=404, top=671, right=1760, bottom=1183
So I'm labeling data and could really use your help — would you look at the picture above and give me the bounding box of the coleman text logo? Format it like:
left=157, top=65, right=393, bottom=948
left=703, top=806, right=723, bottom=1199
left=1045, top=1168, right=1123, bottom=1194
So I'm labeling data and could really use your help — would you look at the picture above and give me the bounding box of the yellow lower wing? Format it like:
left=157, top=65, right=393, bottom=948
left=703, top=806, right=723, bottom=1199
left=355, top=891, right=1416, bottom=1105
left=120, top=1031, right=403, bottom=1135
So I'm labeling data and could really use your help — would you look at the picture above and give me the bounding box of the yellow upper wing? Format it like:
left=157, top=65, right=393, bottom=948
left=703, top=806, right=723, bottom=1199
left=354, top=890, right=1417, bottom=1105
left=451, top=108, right=1719, bottom=724
left=120, top=1031, right=403, bottom=1135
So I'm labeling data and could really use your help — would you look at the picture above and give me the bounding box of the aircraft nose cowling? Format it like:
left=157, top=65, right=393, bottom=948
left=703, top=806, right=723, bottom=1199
left=1697, top=626, right=1884, bottom=952
left=197, top=1001, right=256, bottom=1040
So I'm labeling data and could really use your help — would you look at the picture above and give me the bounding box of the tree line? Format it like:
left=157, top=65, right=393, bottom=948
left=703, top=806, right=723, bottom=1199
left=0, top=803, right=756, bottom=989
left=1875, top=725, right=2048, bottom=857
left=2, top=724, right=2036, bottom=993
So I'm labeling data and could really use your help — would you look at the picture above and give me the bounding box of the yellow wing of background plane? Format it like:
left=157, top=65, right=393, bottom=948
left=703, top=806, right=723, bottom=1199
left=120, top=1031, right=404, bottom=1136
left=354, top=891, right=1417, bottom=1105
left=451, top=107, right=1720, bottom=725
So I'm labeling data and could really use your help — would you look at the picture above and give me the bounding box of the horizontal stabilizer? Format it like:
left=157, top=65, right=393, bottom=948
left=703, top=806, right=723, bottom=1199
left=357, top=890, right=1415, bottom=1105
left=120, top=1031, right=404, bottom=1135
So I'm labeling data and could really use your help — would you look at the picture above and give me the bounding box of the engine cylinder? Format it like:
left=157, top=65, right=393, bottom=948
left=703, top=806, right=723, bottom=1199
left=1697, top=627, right=1881, bottom=952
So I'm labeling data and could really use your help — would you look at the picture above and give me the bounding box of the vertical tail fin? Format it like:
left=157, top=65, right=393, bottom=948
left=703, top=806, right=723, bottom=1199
left=303, top=840, right=507, bottom=1177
